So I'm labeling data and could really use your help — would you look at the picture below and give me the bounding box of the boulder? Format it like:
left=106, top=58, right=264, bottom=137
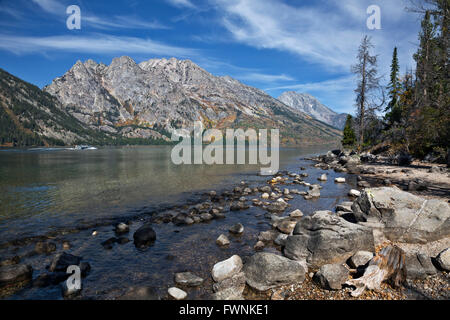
left=289, top=209, right=304, bottom=218
left=352, top=187, right=450, bottom=243
left=314, top=264, right=349, bottom=290
left=115, top=222, right=129, bottom=235
left=0, top=264, right=32, bottom=286
left=243, top=253, right=306, bottom=291
left=318, top=174, right=328, bottom=182
left=133, top=224, right=156, bottom=248
left=229, top=223, right=244, bottom=235
left=348, top=189, right=361, bottom=197
left=254, top=241, right=265, bottom=251
left=357, top=181, right=371, bottom=188
left=405, top=253, right=437, bottom=280
left=174, top=272, right=204, bottom=287
left=304, top=185, right=320, bottom=199
left=266, top=202, right=288, bottom=213
left=49, top=253, right=81, bottom=272
left=212, top=255, right=243, bottom=282
left=336, top=202, right=353, bottom=213
left=335, top=177, right=346, bottom=183
left=283, top=211, right=374, bottom=267
left=436, top=248, right=450, bottom=271
left=212, top=272, right=246, bottom=293
left=276, top=219, right=297, bottom=235
left=216, top=234, right=230, bottom=246
left=348, top=251, right=374, bottom=269
left=274, top=234, right=289, bottom=246
left=258, top=230, right=279, bottom=243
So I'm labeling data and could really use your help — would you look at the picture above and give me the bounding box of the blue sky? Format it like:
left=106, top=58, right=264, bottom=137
left=0, top=0, right=423, bottom=114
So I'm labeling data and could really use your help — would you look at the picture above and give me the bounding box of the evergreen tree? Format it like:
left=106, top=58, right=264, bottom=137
left=342, top=115, right=356, bottom=147
left=385, top=47, right=402, bottom=126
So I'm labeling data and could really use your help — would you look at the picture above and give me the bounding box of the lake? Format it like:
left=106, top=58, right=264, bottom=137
left=0, top=144, right=358, bottom=300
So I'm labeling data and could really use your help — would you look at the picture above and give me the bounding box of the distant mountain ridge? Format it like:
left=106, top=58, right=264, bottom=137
left=42, top=56, right=341, bottom=145
left=278, top=91, right=348, bottom=129
left=0, top=68, right=109, bottom=147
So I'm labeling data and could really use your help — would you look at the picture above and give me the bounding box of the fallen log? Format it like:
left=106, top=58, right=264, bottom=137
left=346, top=245, right=406, bottom=297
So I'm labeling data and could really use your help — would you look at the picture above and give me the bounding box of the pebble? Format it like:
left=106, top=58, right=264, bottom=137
left=168, top=287, right=187, bottom=300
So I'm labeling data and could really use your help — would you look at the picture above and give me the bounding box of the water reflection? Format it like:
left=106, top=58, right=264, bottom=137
left=0, top=145, right=335, bottom=242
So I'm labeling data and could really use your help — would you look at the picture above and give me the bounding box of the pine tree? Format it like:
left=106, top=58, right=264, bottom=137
left=342, top=115, right=356, bottom=147
left=385, top=47, right=402, bottom=126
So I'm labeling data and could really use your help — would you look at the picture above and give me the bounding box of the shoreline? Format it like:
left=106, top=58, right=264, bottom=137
left=0, top=149, right=448, bottom=300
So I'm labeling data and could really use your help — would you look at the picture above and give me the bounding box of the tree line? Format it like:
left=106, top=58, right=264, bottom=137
left=342, top=0, right=449, bottom=163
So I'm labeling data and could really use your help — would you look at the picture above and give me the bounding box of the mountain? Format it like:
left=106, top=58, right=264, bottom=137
left=278, top=91, right=348, bottom=130
left=0, top=68, right=113, bottom=147
left=43, top=57, right=341, bottom=145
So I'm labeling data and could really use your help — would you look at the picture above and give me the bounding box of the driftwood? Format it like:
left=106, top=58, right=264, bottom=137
left=346, top=245, right=406, bottom=297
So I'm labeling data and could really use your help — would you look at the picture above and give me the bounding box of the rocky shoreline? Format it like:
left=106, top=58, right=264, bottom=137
left=1, top=149, right=449, bottom=300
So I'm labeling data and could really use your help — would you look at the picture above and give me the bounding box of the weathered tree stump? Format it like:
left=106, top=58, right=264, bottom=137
left=346, top=245, right=406, bottom=297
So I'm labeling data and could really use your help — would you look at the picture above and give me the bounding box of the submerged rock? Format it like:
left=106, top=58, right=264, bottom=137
left=49, top=253, right=81, bottom=272
left=35, top=241, right=57, bottom=255
left=174, top=272, right=204, bottom=287
left=0, top=264, right=32, bottom=286
left=216, top=234, right=230, bottom=246
left=115, top=222, right=129, bottom=235
left=133, top=223, right=156, bottom=248
left=229, top=223, right=244, bottom=235
left=243, top=252, right=306, bottom=291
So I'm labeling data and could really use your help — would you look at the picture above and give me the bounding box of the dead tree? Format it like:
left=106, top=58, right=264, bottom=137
left=351, top=36, right=384, bottom=149
left=346, top=245, right=406, bottom=297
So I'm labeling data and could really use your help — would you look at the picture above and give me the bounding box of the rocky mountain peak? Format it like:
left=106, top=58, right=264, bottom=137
left=278, top=91, right=347, bottom=130
left=43, top=57, right=342, bottom=145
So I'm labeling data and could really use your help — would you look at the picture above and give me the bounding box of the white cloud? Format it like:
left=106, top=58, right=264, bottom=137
left=210, top=0, right=420, bottom=73
left=31, top=0, right=168, bottom=30
left=236, top=72, right=294, bottom=83
left=166, top=0, right=196, bottom=9
left=0, top=34, right=198, bottom=57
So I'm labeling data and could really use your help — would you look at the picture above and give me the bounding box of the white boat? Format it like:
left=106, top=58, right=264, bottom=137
left=72, top=145, right=98, bottom=150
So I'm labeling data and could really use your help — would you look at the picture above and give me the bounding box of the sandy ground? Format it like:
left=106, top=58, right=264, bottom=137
left=357, top=161, right=450, bottom=202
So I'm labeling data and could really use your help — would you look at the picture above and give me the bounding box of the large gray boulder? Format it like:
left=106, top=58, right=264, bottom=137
left=436, top=248, right=450, bottom=271
left=284, top=211, right=374, bottom=268
left=243, top=253, right=306, bottom=291
left=352, top=187, right=450, bottom=243
left=405, top=253, right=437, bottom=280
